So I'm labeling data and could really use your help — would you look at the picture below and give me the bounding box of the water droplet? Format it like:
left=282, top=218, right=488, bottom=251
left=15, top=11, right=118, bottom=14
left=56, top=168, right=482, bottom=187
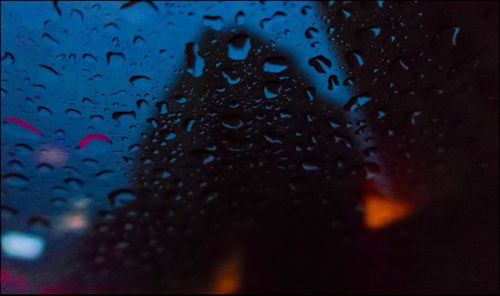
left=1, top=206, right=17, bottom=220
left=185, top=42, right=205, bottom=77
left=363, top=162, right=381, bottom=179
left=37, top=106, right=53, bottom=117
left=2, top=173, right=29, bottom=187
left=37, top=163, right=54, bottom=173
left=235, top=10, right=246, bottom=25
left=203, top=15, right=224, bottom=30
left=132, top=35, right=146, bottom=46
left=301, top=5, right=312, bottom=15
left=343, top=77, right=354, bottom=86
left=94, top=170, right=115, bottom=180
left=410, top=111, right=421, bottom=126
left=129, top=75, right=151, bottom=86
left=398, top=59, right=409, bottom=71
left=308, top=55, right=332, bottom=73
left=184, top=118, right=196, bottom=132
left=346, top=51, right=364, bottom=67
left=341, top=8, right=351, bottom=18
left=452, top=27, right=460, bottom=47
left=1, top=51, right=15, bottom=64
left=15, top=143, right=34, bottom=156
left=112, top=111, right=136, bottom=125
left=302, top=161, right=320, bottom=171
left=82, top=53, right=97, bottom=63
left=327, top=118, right=341, bottom=128
left=39, top=64, right=60, bottom=76
left=222, top=68, right=241, bottom=84
left=64, top=178, right=83, bottom=191
left=70, top=8, right=84, bottom=22
left=42, top=32, right=60, bottom=45
left=221, top=136, right=253, bottom=152
left=156, top=102, right=168, bottom=115
left=128, top=144, right=140, bottom=153
left=222, top=115, right=244, bottom=130
left=263, top=81, right=282, bottom=99
left=191, top=149, right=216, bottom=165
left=106, top=52, right=126, bottom=65
left=9, top=160, right=24, bottom=171
left=260, top=11, right=287, bottom=30
left=147, top=117, right=159, bottom=128
left=305, top=27, right=319, bottom=39
left=332, top=132, right=352, bottom=148
left=264, top=133, right=283, bottom=144
left=363, top=147, right=378, bottom=158
left=108, top=189, right=137, bottom=207
left=328, top=75, right=339, bottom=90
left=91, top=115, right=104, bottom=123
left=370, top=27, right=381, bottom=37
left=28, top=216, right=50, bottom=233
left=344, top=95, right=372, bottom=112
left=304, top=87, right=316, bottom=101
left=263, top=57, right=288, bottom=73
left=31, top=84, right=47, bottom=91
left=65, top=108, right=82, bottom=118
left=158, top=169, right=171, bottom=179
left=164, top=132, right=177, bottom=141
left=103, top=22, right=119, bottom=32
left=175, top=96, right=189, bottom=104
left=227, top=34, right=251, bottom=61
left=121, top=0, right=158, bottom=11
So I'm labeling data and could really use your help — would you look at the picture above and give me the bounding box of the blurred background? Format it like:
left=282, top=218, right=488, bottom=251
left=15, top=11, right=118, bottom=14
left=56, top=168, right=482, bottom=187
left=1, top=1, right=498, bottom=293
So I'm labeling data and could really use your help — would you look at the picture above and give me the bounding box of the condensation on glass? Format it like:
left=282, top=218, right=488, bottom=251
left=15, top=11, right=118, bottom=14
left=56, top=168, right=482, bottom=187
left=1, top=1, right=498, bottom=294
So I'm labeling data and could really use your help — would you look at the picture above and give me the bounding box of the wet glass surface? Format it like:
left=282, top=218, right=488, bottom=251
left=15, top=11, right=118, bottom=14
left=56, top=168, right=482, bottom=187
left=1, top=1, right=498, bottom=293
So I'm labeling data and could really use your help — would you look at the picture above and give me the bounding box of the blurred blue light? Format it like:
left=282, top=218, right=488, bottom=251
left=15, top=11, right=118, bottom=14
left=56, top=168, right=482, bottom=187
left=1, top=231, right=45, bottom=260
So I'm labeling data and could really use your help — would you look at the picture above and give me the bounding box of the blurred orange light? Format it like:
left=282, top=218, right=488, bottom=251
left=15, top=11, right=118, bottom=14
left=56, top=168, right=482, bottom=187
left=210, top=250, right=241, bottom=294
left=363, top=182, right=413, bottom=230
left=60, top=213, right=88, bottom=231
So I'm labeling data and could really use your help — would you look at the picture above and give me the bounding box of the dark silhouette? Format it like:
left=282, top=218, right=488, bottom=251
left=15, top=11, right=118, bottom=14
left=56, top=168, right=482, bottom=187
left=76, top=2, right=498, bottom=293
